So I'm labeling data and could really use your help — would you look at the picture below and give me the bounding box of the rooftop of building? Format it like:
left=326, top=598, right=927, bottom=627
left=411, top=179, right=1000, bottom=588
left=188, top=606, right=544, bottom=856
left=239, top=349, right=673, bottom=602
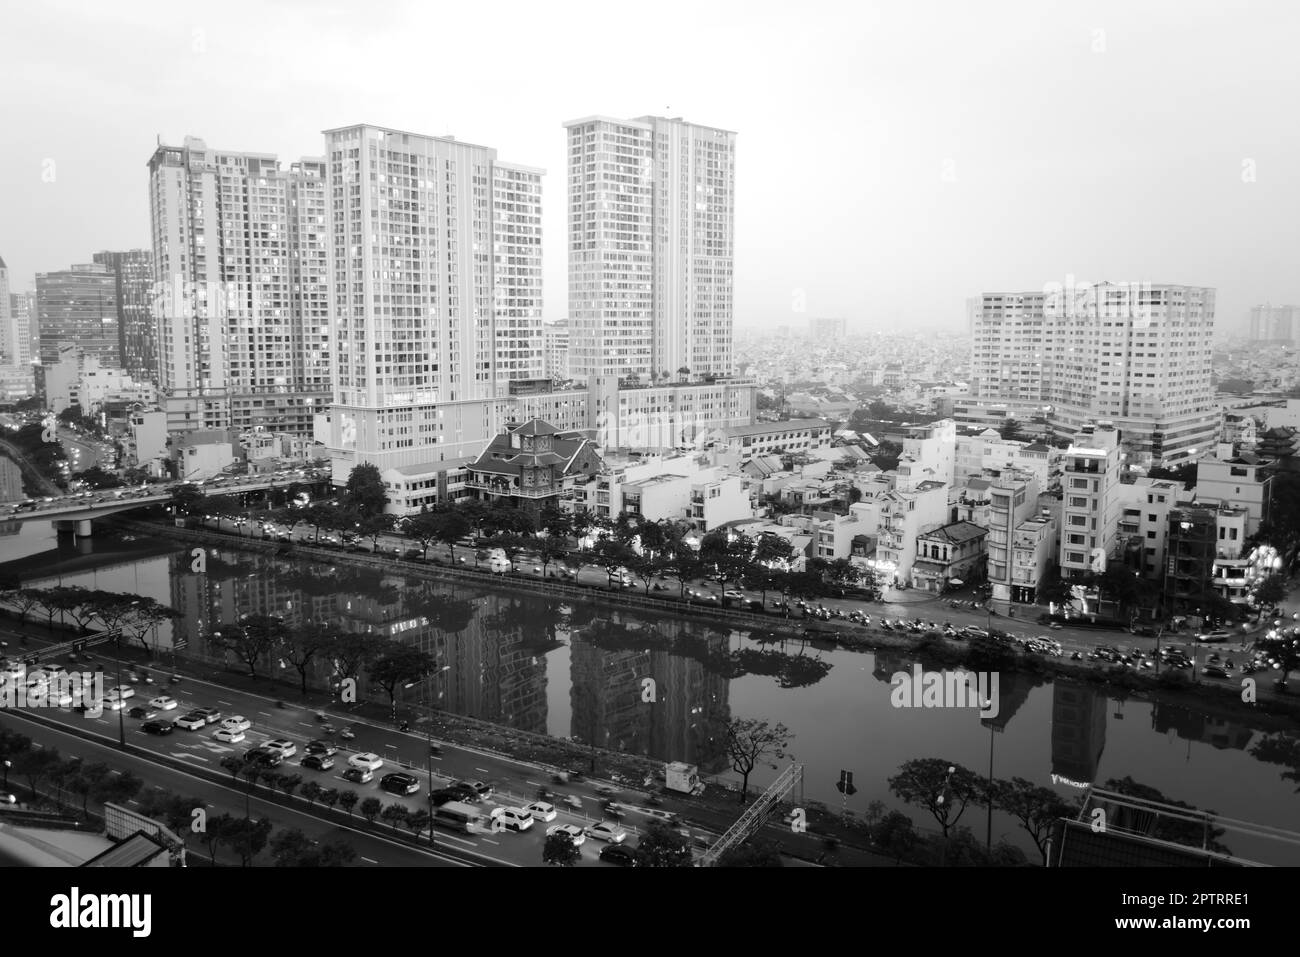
left=918, top=520, right=988, bottom=545
left=81, top=830, right=170, bottom=867
left=386, top=456, right=474, bottom=478
left=722, top=418, right=830, bottom=439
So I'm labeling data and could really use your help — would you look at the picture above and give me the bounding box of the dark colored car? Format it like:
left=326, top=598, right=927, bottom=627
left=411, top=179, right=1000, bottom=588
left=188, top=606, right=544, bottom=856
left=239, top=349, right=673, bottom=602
left=429, top=788, right=461, bottom=806
left=381, top=772, right=420, bottom=796
left=305, top=740, right=337, bottom=756
left=244, top=747, right=283, bottom=768
left=128, top=706, right=158, bottom=720
left=301, top=753, right=335, bottom=772
left=341, top=767, right=373, bottom=785
left=1203, top=666, right=1230, bottom=679
left=444, top=782, right=480, bottom=803
left=599, top=843, right=638, bottom=867
left=141, top=720, right=174, bottom=735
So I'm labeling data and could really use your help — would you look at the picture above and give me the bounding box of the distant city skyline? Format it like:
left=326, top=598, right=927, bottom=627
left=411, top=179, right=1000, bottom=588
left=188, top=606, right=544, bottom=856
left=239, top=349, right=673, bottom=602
left=2, top=1, right=1298, bottom=335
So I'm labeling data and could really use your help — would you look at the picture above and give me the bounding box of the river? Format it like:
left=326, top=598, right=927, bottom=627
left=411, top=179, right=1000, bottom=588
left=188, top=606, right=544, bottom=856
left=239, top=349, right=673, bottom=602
left=5, top=520, right=1300, bottom=864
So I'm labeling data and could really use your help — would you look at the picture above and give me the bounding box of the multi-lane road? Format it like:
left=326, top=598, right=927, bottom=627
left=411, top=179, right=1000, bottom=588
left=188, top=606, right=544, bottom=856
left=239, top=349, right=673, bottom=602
left=4, top=663, right=704, bottom=867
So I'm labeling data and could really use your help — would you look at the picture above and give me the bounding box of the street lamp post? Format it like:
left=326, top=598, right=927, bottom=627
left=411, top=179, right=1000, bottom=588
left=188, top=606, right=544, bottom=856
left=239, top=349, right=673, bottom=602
left=3, top=759, right=10, bottom=790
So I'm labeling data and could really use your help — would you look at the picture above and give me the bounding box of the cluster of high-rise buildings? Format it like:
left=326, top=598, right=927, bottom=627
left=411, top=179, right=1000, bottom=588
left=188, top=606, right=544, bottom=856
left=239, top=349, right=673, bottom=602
left=964, top=282, right=1219, bottom=467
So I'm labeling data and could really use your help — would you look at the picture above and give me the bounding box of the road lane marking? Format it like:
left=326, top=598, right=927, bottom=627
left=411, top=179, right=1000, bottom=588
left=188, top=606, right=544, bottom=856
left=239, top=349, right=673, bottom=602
left=258, top=712, right=273, bottom=718
left=474, top=768, right=490, bottom=774
left=361, top=856, right=378, bottom=864
left=482, top=838, right=500, bottom=845
left=217, top=700, right=233, bottom=707
left=383, top=744, right=397, bottom=750
left=297, top=722, right=315, bottom=729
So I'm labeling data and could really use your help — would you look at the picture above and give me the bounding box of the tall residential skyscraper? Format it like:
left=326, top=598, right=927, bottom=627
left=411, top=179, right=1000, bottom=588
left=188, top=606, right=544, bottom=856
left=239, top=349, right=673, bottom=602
left=970, top=282, right=1218, bottom=466
left=0, top=255, right=14, bottom=367
left=1248, top=304, right=1298, bottom=343
left=92, top=250, right=155, bottom=382
left=148, top=137, right=330, bottom=436
left=322, top=124, right=543, bottom=473
left=564, top=115, right=736, bottom=384
left=35, top=262, right=120, bottom=367
left=7, top=288, right=36, bottom=369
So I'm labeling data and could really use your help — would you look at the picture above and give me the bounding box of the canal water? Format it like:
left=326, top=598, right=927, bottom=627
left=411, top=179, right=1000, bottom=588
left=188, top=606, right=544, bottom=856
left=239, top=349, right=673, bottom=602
left=7, top=521, right=1300, bottom=863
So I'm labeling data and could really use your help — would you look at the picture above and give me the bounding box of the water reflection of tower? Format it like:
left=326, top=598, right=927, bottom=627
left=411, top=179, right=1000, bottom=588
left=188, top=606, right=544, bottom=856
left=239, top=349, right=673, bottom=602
left=1151, top=702, right=1255, bottom=753
left=646, top=625, right=731, bottom=775
left=570, top=620, right=651, bottom=756
left=1050, top=679, right=1108, bottom=784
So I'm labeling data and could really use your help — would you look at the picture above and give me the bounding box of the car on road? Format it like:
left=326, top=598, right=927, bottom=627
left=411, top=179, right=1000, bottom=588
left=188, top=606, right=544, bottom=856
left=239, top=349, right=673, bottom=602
left=601, top=800, right=629, bottom=820
left=213, top=728, right=245, bottom=744
left=263, top=739, right=297, bottom=760
left=546, top=824, right=586, bottom=846
left=99, top=697, right=125, bottom=712
left=301, top=754, right=335, bottom=772
left=723, top=590, right=746, bottom=601
left=442, top=782, right=480, bottom=803
left=107, top=685, right=135, bottom=700
left=526, top=801, right=557, bottom=822
left=488, top=806, right=534, bottom=832
left=1197, top=630, right=1232, bottom=643
left=586, top=821, right=629, bottom=843
left=599, top=843, right=638, bottom=866
left=220, top=716, right=251, bottom=733
left=304, top=740, right=337, bottom=756
left=342, top=767, right=374, bottom=785
left=348, top=752, right=384, bottom=771
left=428, top=787, right=462, bottom=806
left=192, top=708, right=223, bottom=725
left=149, top=695, right=179, bottom=711
left=172, top=712, right=207, bottom=731
left=244, top=747, right=283, bottom=768
left=141, top=720, right=174, bottom=735
left=1203, top=665, right=1230, bottom=679
left=127, top=706, right=158, bottom=720
left=380, top=772, right=420, bottom=796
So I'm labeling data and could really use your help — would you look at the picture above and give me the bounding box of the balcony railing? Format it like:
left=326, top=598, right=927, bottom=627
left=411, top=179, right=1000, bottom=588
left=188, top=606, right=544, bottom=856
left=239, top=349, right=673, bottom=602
left=465, top=479, right=566, bottom=499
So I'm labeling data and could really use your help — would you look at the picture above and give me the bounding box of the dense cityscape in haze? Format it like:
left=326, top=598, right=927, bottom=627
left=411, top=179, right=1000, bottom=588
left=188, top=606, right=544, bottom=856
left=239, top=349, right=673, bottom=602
left=1, top=3, right=1298, bottom=898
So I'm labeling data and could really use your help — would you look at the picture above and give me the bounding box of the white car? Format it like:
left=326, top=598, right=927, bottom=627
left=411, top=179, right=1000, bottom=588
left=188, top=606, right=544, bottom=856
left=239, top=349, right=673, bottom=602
left=262, top=739, right=297, bottom=760
left=213, top=728, right=246, bottom=744
left=546, top=824, right=586, bottom=846
left=100, top=696, right=125, bottom=712
left=586, top=822, right=628, bottom=844
left=348, top=752, right=384, bottom=772
left=149, top=696, right=179, bottom=711
left=526, top=801, right=557, bottom=822
left=107, top=685, right=135, bottom=700
left=172, top=713, right=207, bottom=731
left=489, top=807, right=535, bottom=832
left=220, top=715, right=252, bottom=733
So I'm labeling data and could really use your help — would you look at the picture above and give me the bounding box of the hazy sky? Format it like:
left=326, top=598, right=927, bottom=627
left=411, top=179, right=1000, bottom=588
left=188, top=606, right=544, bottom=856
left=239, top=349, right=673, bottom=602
left=2, top=0, right=1296, bottom=332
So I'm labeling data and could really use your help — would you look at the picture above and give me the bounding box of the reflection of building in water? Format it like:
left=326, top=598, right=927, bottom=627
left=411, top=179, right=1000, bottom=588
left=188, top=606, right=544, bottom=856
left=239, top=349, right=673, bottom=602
left=570, top=614, right=731, bottom=772
left=871, top=648, right=911, bottom=685
left=172, top=555, right=548, bottom=732
left=982, top=670, right=1036, bottom=734
left=1050, top=679, right=1107, bottom=784
left=571, top=636, right=651, bottom=756
left=1151, top=703, right=1256, bottom=752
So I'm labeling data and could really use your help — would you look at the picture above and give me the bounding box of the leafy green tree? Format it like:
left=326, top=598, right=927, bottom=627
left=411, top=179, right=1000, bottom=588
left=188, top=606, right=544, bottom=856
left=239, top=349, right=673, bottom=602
left=1255, top=574, right=1288, bottom=610
left=338, top=790, right=359, bottom=818
left=588, top=536, right=638, bottom=585
left=222, top=816, right=272, bottom=867
left=538, top=537, right=569, bottom=578
left=716, top=839, right=783, bottom=866
left=208, top=614, right=287, bottom=679
left=270, top=827, right=316, bottom=866
left=998, top=418, right=1022, bottom=440
left=14, top=745, right=61, bottom=795
left=169, top=483, right=205, bottom=516
left=888, top=759, right=982, bottom=839
left=700, top=529, right=753, bottom=595
left=723, top=718, right=793, bottom=803
left=343, top=462, right=388, bottom=516
left=380, top=803, right=409, bottom=830
left=368, top=642, right=436, bottom=716
left=988, top=776, right=1078, bottom=864
left=359, top=796, right=382, bottom=824
left=872, top=811, right=919, bottom=863
left=543, top=830, right=581, bottom=866
left=634, top=819, right=694, bottom=867
left=283, top=621, right=336, bottom=696
left=73, top=466, right=123, bottom=489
